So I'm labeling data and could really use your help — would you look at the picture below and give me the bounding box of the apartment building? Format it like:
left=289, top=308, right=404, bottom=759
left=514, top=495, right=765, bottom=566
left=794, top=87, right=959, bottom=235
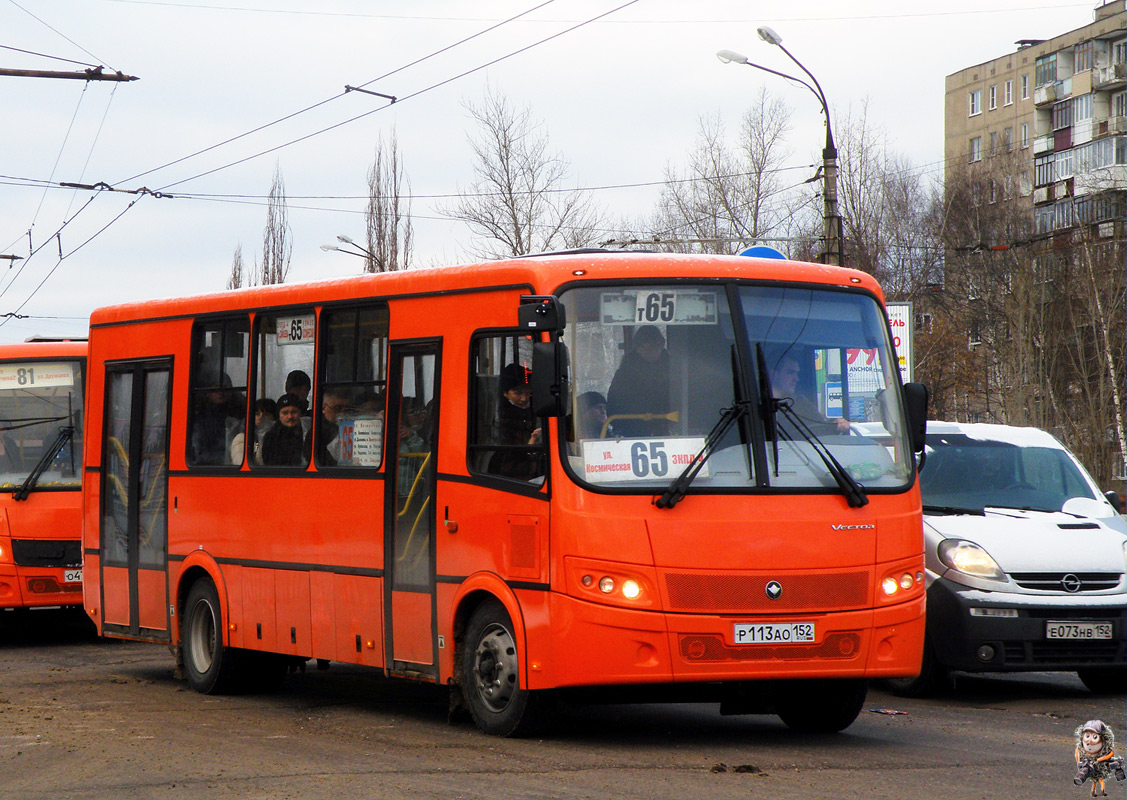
left=944, top=0, right=1126, bottom=239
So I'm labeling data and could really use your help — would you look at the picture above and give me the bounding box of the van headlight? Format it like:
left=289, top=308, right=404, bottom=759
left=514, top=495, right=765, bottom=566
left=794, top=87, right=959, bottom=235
left=938, top=539, right=1005, bottom=580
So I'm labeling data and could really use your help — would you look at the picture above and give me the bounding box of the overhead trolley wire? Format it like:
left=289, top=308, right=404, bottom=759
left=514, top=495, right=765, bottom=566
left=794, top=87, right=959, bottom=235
left=149, top=0, right=641, bottom=193
left=118, top=0, right=560, bottom=186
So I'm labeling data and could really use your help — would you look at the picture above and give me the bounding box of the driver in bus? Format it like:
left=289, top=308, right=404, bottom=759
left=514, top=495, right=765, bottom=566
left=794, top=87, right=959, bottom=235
left=607, top=325, right=673, bottom=438
left=770, top=353, right=851, bottom=435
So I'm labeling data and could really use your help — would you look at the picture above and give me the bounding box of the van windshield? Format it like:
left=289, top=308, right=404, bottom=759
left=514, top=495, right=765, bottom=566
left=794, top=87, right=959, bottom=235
left=920, top=433, right=1098, bottom=513
left=558, top=283, right=913, bottom=494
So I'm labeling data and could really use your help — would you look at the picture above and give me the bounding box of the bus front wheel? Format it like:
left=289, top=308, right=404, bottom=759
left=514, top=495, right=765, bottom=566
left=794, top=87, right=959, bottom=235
left=182, top=578, right=238, bottom=694
left=461, top=599, right=544, bottom=737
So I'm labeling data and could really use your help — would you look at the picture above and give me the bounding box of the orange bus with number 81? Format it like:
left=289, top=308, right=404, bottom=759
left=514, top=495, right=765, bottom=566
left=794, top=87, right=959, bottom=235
left=0, top=339, right=86, bottom=617
left=82, top=251, right=928, bottom=735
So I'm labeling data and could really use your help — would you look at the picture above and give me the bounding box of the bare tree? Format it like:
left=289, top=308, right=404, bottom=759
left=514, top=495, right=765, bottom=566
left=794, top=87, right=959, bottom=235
left=364, top=131, right=413, bottom=272
left=648, top=90, right=799, bottom=253
left=938, top=150, right=1126, bottom=487
left=226, top=243, right=245, bottom=290
left=256, top=164, right=292, bottom=285
left=443, top=88, right=603, bottom=259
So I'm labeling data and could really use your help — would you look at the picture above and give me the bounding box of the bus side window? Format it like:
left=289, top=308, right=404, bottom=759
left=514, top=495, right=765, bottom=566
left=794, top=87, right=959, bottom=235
left=187, top=318, right=249, bottom=467
left=467, top=333, right=543, bottom=481
left=251, top=310, right=316, bottom=468
left=316, top=304, right=389, bottom=468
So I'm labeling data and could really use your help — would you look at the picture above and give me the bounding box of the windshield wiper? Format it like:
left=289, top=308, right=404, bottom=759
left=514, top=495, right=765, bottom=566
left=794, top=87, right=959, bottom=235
left=775, top=401, right=869, bottom=508
left=755, top=343, right=780, bottom=476
left=922, top=504, right=985, bottom=516
left=655, top=401, right=753, bottom=509
left=14, top=425, right=73, bottom=501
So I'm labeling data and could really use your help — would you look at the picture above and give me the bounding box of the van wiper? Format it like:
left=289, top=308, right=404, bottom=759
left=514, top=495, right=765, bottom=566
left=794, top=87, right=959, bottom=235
left=922, top=504, right=985, bottom=516
left=655, top=401, right=753, bottom=509
left=14, top=425, right=73, bottom=501
left=775, top=401, right=869, bottom=508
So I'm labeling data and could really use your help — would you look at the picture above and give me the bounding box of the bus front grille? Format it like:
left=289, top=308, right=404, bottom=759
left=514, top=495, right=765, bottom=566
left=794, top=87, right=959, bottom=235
left=678, top=632, right=862, bottom=662
left=664, top=571, right=869, bottom=613
left=10, top=539, right=81, bottom=568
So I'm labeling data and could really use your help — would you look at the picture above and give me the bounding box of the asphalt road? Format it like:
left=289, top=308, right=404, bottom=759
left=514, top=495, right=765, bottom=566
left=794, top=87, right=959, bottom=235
left=1, top=609, right=1124, bottom=800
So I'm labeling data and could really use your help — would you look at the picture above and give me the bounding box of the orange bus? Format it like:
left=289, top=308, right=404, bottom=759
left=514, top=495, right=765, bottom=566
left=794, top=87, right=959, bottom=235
left=0, top=339, right=86, bottom=615
left=82, top=251, right=928, bottom=735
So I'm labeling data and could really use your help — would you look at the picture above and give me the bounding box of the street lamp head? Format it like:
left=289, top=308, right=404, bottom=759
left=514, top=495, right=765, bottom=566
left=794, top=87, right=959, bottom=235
left=757, top=26, right=782, bottom=46
left=716, top=49, right=749, bottom=65
left=336, top=234, right=355, bottom=245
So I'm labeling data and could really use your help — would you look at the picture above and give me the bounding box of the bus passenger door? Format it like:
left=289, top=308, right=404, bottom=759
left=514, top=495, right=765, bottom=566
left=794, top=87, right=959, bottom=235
left=384, top=342, right=440, bottom=678
left=99, top=361, right=172, bottom=640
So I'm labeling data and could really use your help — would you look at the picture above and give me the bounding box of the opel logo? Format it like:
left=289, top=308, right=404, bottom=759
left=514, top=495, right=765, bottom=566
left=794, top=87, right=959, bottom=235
left=1061, top=574, right=1082, bottom=593
left=765, top=581, right=783, bottom=600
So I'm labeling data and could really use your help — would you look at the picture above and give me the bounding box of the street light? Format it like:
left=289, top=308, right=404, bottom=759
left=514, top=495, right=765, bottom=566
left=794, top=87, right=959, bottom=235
left=718, top=29, right=842, bottom=265
left=319, top=234, right=383, bottom=270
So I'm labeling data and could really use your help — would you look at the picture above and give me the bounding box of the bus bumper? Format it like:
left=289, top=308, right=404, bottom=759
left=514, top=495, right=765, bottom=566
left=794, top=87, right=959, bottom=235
left=0, top=564, right=84, bottom=609
left=529, top=591, right=924, bottom=689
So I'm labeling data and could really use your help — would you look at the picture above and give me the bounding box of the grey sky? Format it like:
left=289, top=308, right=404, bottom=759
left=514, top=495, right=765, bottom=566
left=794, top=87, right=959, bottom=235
left=0, top=0, right=1094, bottom=342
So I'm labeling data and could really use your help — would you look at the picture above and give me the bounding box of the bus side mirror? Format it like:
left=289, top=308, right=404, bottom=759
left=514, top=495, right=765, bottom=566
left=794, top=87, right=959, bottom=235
left=518, top=295, right=566, bottom=333
left=530, top=341, right=569, bottom=418
left=902, top=382, right=929, bottom=453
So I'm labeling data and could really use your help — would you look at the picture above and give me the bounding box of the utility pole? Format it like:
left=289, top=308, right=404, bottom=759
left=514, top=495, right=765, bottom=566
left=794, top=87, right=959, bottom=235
left=0, top=66, right=138, bottom=82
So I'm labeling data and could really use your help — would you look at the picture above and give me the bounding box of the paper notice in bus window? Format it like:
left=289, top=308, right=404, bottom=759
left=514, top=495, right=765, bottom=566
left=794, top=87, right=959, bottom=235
left=350, top=417, right=384, bottom=466
left=599, top=291, right=718, bottom=326
left=276, top=314, right=316, bottom=346
left=581, top=437, right=707, bottom=483
left=0, top=362, right=75, bottom=390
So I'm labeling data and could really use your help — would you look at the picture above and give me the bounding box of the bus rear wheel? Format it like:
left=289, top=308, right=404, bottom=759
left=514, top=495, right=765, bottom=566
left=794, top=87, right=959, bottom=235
left=182, top=578, right=238, bottom=694
left=462, top=599, right=543, bottom=737
left=775, top=679, right=868, bottom=733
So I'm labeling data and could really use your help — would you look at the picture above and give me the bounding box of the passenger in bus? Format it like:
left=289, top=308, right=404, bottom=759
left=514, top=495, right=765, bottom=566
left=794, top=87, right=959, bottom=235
left=252, top=397, right=277, bottom=465
left=770, top=354, right=850, bottom=435
left=189, top=372, right=243, bottom=466
left=260, top=393, right=309, bottom=466
left=0, top=429, right=21, bottom=473
left=607, top=325, right=672, bottom=438
left=285, top=370, right=312, bottom=413
left=311, top=386, right=351, bottom=466
left=397, top=397, right=429, bottom=496
left=487, top=363, right=543, bottom=480
left=575, top=391, right=613, bottom=440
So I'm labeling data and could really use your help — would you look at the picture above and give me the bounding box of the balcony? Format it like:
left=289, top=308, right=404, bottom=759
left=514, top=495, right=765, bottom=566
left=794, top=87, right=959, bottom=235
left=1034, top=134, right=1055, bottom=153
left=1034, top=83, right=1057, bottom=105
left=1093, top=62, right=1127, bottom=89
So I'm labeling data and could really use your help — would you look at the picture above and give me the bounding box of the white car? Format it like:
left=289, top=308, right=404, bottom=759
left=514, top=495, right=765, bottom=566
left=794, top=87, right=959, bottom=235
left=888, top=421, right=1126, bottom=695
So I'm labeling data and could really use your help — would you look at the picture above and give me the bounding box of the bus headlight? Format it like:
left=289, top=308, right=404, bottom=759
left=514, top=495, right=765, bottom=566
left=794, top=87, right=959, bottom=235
left=567, top=558, right=658, bottom=610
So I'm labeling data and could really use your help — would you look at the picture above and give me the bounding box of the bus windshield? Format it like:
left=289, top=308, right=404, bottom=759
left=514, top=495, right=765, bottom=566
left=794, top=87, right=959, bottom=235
left=0, top=359, right=84, bottom=491
left=560, top=283, right=913, bottom=493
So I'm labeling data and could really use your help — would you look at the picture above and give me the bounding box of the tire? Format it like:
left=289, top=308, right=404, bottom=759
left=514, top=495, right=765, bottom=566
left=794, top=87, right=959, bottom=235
left=461, top=599, right=544, bottom=737
left=1077, top=667, right=1127, bottom=694
left=182, top=578, right=239, bottom=694
left=884, top=636, right=948, bottom=697
left=775, top=679, right=868, bottom=733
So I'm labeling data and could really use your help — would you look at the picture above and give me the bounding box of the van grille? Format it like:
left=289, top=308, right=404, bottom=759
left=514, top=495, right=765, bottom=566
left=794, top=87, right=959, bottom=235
left=1009, top=572, right=1122, bottom=592
left=664, top=571, right=869, bottom=613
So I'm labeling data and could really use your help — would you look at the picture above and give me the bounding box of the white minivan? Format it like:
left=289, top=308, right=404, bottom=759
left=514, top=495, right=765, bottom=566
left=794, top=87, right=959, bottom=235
left=888, top=421, right=1126, bottom=695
